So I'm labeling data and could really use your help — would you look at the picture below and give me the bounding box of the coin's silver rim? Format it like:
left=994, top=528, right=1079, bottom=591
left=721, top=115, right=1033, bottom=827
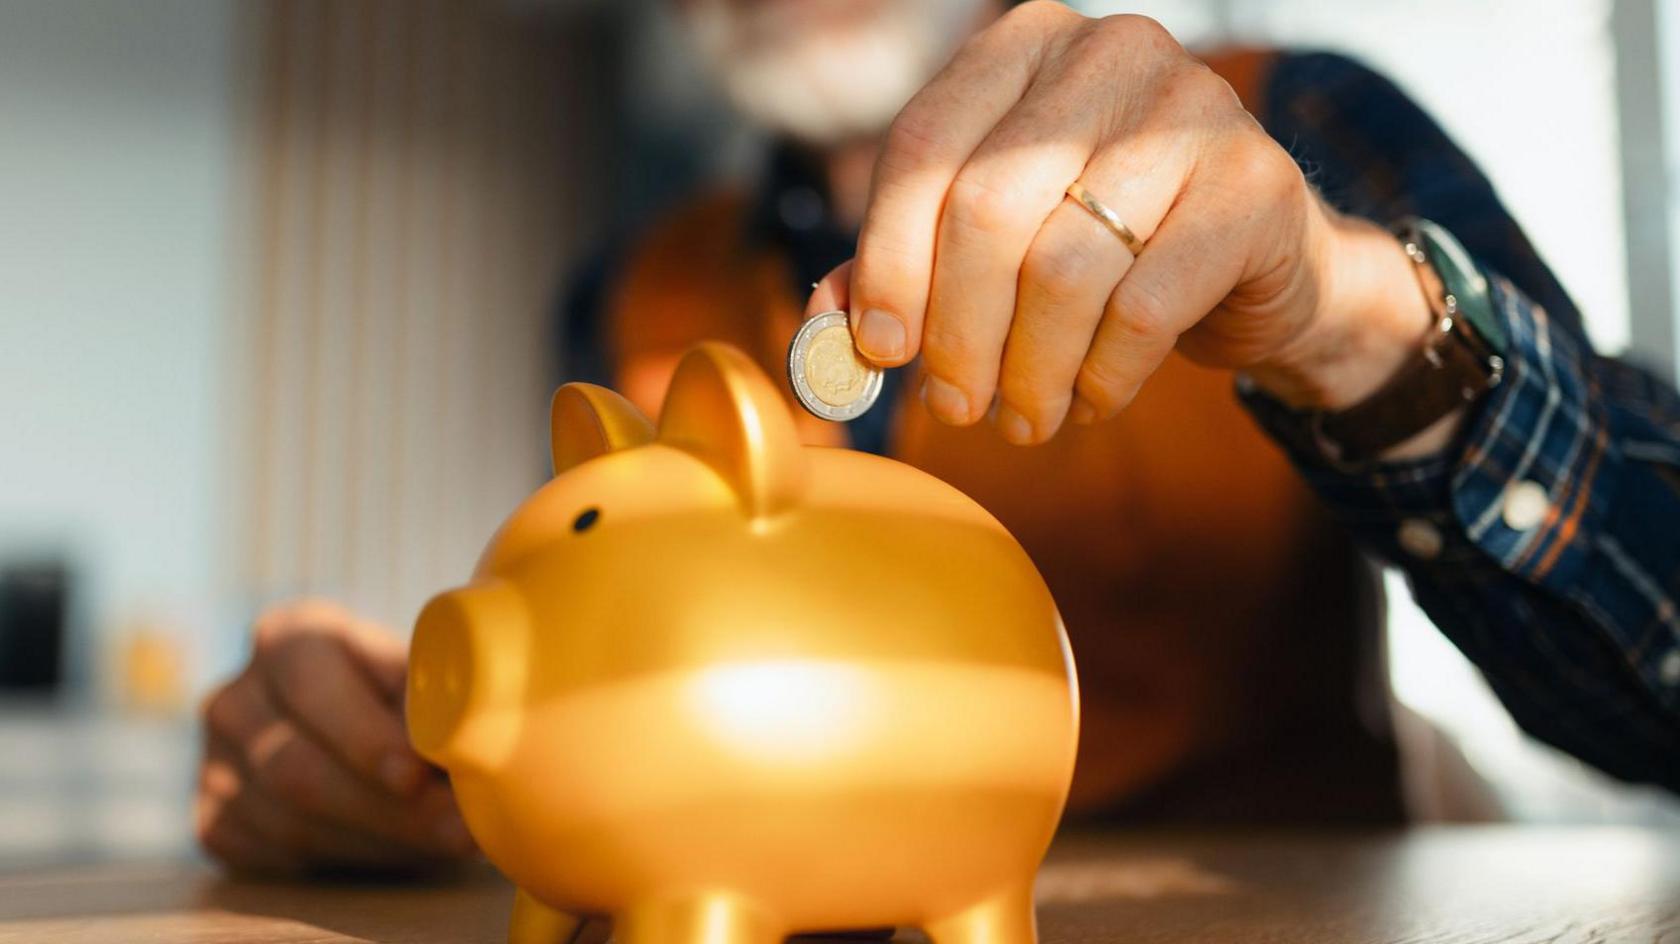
left=787, top=310, right=885, bottom=422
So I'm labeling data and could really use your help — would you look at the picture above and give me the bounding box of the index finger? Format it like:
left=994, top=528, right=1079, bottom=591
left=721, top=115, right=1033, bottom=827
left=254, top=624, right=428, bottom=796
left=807, top=261, right=853, bottom=319
left=849, top=2, right=1076, bottom=366
left=270, top=598, right=408, bottom=700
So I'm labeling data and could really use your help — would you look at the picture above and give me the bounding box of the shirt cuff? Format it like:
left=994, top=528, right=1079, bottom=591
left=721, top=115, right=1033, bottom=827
left=1239, top=272, right=1620, bottom=590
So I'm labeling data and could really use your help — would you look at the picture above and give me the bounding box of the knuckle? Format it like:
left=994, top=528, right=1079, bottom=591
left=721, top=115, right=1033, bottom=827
left=258, top=741, right=326, bottom=813
left=254, top=598, right=351, bottom=650
left=1113, top=279, right=1175, bottom=339
left=946, top=173, right=1024, bottom=238
left=1023, top=237, right=1105, bottom=303
left=1006, top=0, right=1077, bottom=29
left=1182, top=61, right=1239, bottom=107
left=1229, top=137, right=1296, bottom=196
left=1236, top=137, right=1283, bottom=185
left=882, top=109, right=945, bottom=174
left=252, top=609, right=294, bottom=653
left=289, top=597, right=352, bottom=632
left=202, top=683, right=240, bottom=739
left=1074, top=360, right=1130, bottom=415
left=1097, top=13, right=1176, bottom=53
left=1269, top=148, right=1307, bottom=202
left=1145, top=62, right=1229, bottom=126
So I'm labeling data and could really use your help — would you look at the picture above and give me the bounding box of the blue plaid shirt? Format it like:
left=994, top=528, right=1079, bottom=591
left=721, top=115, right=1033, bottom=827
left=1242, top=53, right=1680, bottom=791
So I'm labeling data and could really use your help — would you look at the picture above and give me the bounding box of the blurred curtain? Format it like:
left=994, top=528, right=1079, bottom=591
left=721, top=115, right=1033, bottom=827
left=231, top=0, right=610, bottom=630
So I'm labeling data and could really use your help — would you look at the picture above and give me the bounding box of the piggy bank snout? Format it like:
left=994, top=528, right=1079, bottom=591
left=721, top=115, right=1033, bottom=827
left=407, top=580, right=529, bottom=771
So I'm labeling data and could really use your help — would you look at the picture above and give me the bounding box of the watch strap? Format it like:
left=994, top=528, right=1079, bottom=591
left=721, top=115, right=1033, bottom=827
left=1309, top=219, right=1506, bottom=467
left=1313, top=312, right=1501, bottom=465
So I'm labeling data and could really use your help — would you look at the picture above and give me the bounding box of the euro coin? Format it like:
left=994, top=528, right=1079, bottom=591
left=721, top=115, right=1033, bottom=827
left=787, top=310, right=884, bottom=422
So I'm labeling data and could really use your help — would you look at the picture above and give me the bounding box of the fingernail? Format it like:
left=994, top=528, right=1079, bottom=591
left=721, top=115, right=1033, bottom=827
left=995, top=404, right=1035, bottom=445
left=855, top=308, right=905, bottom=362
left=381, top=752, right=424, bottom=794
left=434, top=811, right=476, bottom=855
left=920, top=374, right=972, bottom=424
left=1067, top=397, right=1098, bottom=425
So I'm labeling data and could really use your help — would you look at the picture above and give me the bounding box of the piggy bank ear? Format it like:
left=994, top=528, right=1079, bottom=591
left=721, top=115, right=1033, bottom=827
left=550, top=383, right=656, bottom=475
left=658, top=342, right=806, bottom=518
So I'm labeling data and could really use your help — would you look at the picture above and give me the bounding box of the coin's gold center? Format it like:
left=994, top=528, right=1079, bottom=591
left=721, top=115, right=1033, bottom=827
left=803, top=324, right=870, bottom=407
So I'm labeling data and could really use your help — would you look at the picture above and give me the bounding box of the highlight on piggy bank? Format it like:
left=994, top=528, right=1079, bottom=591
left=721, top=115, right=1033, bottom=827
left=406, top=342, right=1079, bottom=944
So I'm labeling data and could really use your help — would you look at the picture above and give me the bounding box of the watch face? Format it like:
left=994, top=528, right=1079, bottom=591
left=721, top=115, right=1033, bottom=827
left=1416, top=218, right=1509, bottom=353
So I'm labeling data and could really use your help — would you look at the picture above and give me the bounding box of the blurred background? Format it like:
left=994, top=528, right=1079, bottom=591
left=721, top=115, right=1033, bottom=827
left=1, top=0, right=1677, bottom=868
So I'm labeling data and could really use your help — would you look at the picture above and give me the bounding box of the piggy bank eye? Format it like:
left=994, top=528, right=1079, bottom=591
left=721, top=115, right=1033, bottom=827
left=572, top=507, right=601, bottom=533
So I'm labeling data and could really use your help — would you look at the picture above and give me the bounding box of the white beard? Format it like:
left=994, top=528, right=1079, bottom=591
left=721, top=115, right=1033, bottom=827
left=685, top=0, right=992, bottom=146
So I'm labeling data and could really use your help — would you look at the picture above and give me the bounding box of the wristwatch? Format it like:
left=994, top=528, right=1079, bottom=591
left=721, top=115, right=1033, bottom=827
left=1308, top=218, right=1509, bottom=466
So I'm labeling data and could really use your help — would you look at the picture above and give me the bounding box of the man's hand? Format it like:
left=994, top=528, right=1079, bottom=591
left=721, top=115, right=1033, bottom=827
left=196, top=600, right=476, bottom=874
left=813, top=1, right=1432, bottom=445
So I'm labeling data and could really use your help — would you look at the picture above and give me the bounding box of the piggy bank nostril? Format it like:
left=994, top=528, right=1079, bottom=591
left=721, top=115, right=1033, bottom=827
left=572, top=507, right=601, bottom=532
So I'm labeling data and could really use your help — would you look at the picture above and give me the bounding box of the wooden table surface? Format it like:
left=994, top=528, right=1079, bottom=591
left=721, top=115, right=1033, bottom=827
left=2, top=827, right=1675, bottom=943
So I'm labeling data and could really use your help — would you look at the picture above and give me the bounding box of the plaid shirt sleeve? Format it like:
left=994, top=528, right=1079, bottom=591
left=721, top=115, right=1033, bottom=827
left=1240, top=53, right=1680, bottom=791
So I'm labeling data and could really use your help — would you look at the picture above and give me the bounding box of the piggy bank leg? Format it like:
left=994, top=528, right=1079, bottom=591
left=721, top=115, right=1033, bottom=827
left=616, top=894, right=782, bottom=944
left=509, top=888, right=584, bottom=944
left=924, top=882, right=1037, bottom=944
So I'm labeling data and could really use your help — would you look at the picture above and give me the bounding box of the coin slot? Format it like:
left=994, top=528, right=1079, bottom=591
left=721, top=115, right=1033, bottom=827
left=572, top=507, right=601, bottom=533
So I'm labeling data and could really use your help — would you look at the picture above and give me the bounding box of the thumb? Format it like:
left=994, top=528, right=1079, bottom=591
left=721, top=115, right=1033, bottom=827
left=808, top=259, right=900, bottom=369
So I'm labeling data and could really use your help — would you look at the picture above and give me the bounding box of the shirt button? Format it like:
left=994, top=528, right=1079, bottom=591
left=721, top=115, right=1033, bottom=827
left=1397, top=518, right=1443, bottom=560
left=1660, top=650, right=1680, bottom=686
left=1502, top=479, right=1551, bottom=531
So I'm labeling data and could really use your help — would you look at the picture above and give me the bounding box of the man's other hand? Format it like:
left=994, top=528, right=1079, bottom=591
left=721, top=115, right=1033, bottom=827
left=195, top=599, right=476, bottom=874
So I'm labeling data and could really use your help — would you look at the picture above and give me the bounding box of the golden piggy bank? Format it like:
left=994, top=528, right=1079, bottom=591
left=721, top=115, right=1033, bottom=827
left=407, top=343, right=1079, bottom=944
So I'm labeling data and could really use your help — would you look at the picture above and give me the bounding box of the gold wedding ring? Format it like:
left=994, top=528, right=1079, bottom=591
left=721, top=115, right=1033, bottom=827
left=1065, top=181, right=1146, bottom=256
